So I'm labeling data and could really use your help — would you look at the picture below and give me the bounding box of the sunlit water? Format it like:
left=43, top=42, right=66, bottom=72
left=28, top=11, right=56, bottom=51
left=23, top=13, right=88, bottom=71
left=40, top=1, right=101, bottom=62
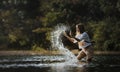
left=0, top=55, right=120, bottom=72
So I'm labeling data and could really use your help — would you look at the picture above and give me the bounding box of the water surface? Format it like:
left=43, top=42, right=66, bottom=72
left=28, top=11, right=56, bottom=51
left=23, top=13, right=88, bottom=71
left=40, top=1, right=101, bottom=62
left=0, top=55, right=120, bottom=72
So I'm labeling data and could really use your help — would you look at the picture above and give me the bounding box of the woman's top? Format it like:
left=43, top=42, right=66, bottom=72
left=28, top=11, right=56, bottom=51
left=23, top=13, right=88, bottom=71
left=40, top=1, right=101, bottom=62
left=73, top=32, right=91, bottom=49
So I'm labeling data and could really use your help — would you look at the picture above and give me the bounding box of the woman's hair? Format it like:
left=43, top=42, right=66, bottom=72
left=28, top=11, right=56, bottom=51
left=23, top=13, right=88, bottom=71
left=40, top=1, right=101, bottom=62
left=76, top=23, right=85, bottom=33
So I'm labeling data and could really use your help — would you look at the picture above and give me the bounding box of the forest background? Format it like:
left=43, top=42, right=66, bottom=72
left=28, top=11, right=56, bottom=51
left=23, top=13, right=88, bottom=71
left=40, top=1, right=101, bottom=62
left=0, top=0, right=120, bottom=51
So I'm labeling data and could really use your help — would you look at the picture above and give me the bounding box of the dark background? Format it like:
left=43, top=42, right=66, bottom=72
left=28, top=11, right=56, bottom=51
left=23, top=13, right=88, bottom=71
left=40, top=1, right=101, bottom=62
left=0, top=0, right=120, bottom=51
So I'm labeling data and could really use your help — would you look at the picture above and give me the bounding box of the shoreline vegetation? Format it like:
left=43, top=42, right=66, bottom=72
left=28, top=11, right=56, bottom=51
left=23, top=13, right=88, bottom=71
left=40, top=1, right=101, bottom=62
left=0, top=0, right=120, bottom=51
left=0, top=50, right=120, bottom=56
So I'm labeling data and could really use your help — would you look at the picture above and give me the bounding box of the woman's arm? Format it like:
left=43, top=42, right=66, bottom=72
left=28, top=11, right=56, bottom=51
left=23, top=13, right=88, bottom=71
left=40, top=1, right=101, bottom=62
left=63, top=31, right=76, bottom=43
left=63, top=31, right=85, bottom=47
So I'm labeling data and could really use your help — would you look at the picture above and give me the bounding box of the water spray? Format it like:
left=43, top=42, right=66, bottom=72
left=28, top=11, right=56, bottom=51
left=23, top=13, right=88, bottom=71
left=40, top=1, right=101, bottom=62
left=51, top=24, right=78, bottom=64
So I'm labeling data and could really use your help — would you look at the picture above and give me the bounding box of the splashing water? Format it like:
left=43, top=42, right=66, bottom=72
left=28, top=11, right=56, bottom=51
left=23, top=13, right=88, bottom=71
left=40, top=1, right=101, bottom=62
left=51, top=25, right=78, bottom=64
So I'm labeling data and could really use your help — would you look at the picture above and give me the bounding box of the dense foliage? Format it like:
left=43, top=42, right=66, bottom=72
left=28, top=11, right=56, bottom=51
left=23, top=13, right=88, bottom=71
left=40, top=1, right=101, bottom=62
left=0, top=0, right=120, bottom=51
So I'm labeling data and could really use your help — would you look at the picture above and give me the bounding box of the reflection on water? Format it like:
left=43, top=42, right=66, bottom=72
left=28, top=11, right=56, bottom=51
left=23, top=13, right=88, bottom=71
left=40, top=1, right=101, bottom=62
left=0, top=55, right=120, bottom=72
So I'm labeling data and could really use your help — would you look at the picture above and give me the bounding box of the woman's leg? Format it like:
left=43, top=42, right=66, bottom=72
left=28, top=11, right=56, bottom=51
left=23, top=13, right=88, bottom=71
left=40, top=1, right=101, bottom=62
left=77, top=50, right=86, bottom=60
left=84, top=46, right=94, bottom=62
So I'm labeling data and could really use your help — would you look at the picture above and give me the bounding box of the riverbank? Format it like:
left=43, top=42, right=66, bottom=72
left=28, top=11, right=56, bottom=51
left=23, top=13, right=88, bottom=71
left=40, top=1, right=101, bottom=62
left=0, top=50, right=120, bottom=56
left=0, top=50, right=61, bottom=56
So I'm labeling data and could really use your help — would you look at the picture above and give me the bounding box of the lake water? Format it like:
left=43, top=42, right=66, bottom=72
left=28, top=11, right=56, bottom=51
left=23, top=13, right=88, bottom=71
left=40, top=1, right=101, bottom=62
left=0, top=55, right=120, bottom=72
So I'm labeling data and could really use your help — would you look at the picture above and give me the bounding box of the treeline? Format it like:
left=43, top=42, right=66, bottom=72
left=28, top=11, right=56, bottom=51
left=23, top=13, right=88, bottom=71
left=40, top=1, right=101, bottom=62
left=0, top=0, right=120, bottom=51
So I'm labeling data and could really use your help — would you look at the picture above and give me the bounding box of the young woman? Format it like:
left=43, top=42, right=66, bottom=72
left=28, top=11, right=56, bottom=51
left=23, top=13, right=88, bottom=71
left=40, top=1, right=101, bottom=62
left=63, top=24, right=94, bottom=62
